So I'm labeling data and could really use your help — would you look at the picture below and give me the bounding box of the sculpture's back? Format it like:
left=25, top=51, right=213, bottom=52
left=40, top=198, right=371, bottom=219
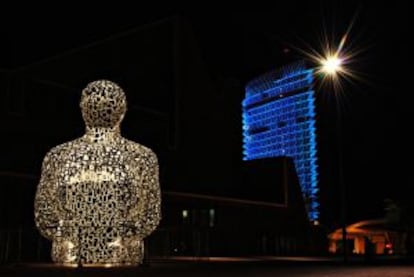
left=34, top=80, right=161, bottom=266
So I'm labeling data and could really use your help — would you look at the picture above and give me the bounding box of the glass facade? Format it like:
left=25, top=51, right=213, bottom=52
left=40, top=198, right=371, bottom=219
left=242, top=62, right=318, bottom=221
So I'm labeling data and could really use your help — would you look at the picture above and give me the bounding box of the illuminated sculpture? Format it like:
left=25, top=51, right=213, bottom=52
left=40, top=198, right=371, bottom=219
left=242, top=62, right=318, bottom=221
left=34, top=80, right=161, bottom=266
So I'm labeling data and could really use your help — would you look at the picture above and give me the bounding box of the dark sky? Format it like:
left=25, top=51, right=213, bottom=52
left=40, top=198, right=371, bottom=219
left=1, top=3, right=411, bottom=226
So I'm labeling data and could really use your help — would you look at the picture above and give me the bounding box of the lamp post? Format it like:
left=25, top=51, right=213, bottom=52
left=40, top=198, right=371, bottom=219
left=320, top=54, right=348, bottom=263
left=298, top=23, right=357, bottom=261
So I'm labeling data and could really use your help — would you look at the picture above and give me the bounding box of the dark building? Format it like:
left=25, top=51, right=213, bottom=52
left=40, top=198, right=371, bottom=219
left=150, top=157, right=316, bottom=258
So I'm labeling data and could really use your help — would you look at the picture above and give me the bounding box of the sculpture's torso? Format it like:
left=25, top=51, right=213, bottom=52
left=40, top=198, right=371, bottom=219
left=51, top=138, right=143, bottom=264
left=36, top=136, right=160, bottom=265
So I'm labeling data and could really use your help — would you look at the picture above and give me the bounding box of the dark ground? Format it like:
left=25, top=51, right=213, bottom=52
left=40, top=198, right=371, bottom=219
left=2, top=259, right=414, bottom=277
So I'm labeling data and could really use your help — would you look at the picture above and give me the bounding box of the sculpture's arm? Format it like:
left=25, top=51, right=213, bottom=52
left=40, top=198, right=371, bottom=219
left=34, top=150, right=60, bottom=240
left=128, top=150, right=161, bottom=239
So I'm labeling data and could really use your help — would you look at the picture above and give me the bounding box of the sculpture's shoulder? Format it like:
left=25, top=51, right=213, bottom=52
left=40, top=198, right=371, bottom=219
left=121, top=138, right=158, bottom=164
left=43, top=138, right=82, bottom=162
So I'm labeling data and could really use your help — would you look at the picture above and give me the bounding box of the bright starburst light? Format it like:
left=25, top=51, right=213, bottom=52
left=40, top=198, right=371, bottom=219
left=294, top=13, right=366, bottom=94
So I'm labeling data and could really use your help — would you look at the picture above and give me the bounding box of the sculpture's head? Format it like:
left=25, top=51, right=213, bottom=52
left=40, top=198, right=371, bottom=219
left=80, top=80, right=127, bottom=128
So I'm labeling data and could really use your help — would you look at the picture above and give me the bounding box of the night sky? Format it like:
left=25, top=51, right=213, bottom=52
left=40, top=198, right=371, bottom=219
left=1, top=3, right=411, bottom=229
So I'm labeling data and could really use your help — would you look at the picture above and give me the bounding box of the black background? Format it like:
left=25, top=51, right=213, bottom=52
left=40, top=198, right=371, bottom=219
left=0, top=2, right=411, bottom=230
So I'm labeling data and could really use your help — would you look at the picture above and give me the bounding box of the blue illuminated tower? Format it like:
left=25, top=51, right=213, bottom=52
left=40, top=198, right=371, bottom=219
left=242, top=61, right=318, bottom=221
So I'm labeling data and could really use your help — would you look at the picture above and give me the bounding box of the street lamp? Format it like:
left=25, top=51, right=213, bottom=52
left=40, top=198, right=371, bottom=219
left=295, top=20, right=361, bottom=261
left=319, top=50, right=348, bottom=263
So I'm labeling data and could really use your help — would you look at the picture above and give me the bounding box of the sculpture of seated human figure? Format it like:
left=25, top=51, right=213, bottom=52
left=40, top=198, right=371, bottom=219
left=34, top=80, right=161, bottom=266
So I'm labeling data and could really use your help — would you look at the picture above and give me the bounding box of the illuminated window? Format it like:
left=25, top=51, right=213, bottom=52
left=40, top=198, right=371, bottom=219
left=209, top=209, right=215, bottom=227
left=182, top=209, right=189, bottom=219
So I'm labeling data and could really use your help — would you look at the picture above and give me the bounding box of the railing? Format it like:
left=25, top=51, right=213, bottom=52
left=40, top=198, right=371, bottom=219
left=0, top=226, right=210, bottom=265
left=0, top=227, right=48, bottom=264
left=0, top=226, right=315, bottom=265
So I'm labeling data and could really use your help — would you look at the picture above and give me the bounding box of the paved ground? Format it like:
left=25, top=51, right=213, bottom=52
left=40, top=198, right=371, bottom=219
left=2, top=261, right=414, bottom=277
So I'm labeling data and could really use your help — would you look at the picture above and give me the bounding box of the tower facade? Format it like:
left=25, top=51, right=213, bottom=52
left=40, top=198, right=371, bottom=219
left=242, top=62, right=318, bottom=221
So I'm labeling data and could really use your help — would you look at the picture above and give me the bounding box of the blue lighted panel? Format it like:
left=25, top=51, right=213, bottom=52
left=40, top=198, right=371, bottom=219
left=242, top=65, right=319, bottom=221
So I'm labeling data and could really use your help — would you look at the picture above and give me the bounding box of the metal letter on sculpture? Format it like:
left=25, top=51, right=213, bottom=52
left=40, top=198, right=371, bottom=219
left=34, top=80, right=161, bottom=266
